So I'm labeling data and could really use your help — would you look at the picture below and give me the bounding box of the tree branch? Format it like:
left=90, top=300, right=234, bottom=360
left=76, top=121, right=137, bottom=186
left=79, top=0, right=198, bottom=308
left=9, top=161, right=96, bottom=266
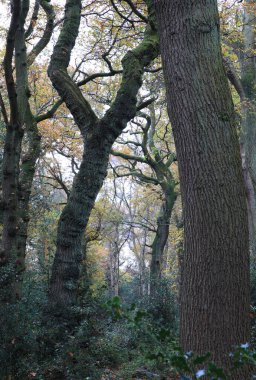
left=48, top=0, right=98, bottom=135
left=122, top=0, right=148, bottom=23
left=102, top=0, right=159, bottom=138
left=27, top=0, right=56, bottom=66
left=110, top=0, right=135, bottom=26
left=223, top=56, right=245, bottom=101
left=0, top=91, right=9, bottom=125
left=111, top=149, right=147, bottom=163
left=136, top=97, right=156, bottom=112
left=25, top=0, right=40, bottom=39
left=36, top=99, right=63, bottom=122
left=77, top=70, right=122, bottom=87
left=110, top=162, right=159, bottom=185
left=3, top=0, right=21, bottom=125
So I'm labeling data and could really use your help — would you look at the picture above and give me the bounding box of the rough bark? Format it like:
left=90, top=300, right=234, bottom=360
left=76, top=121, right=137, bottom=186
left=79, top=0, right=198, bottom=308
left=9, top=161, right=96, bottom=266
left=47, top=0, right=159, bottom=311
left=154, top=0, right=250, bottom=371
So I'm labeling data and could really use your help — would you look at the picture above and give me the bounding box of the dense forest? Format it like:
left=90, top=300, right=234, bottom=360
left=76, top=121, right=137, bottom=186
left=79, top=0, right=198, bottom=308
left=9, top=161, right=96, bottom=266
left=0, top=0, right=256, bottom=379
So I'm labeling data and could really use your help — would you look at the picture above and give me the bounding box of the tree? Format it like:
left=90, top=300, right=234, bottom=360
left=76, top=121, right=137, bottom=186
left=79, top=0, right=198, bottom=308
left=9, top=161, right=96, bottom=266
left=219, top=0, right=256, bottom=262
left=154, top=0, right=250, bottom=372
left=0, top=0, right=55, bottom=302
left=46, top=0, right=159, bottom=316
left=111, top=105, right=177, bottom=291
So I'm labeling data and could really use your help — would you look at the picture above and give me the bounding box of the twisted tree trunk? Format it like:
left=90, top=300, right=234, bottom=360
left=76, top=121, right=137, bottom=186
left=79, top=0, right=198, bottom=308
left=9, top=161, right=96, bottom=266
left=47, top=0, right=159, bottom=312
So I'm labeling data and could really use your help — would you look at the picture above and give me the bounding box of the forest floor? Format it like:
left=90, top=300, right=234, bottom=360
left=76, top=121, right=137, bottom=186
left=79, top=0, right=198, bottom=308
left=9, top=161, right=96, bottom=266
left=101, top=367, right=179, bottom=380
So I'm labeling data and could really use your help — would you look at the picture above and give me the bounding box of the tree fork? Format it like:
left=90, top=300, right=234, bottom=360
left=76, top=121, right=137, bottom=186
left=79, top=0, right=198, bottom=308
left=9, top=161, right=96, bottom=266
left=47, top=0, right=159, bottom=314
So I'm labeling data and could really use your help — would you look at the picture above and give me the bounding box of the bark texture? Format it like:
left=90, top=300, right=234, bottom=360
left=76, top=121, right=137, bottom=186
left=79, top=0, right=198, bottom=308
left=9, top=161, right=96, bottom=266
left=154, top=0, right=250, bottom=370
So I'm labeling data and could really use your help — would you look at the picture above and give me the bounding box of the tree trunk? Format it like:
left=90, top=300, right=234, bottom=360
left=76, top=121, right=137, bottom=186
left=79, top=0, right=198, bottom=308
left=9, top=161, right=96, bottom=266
left=14, top=0, right=42, bottom=297
left=107, top=229, right=121, bottom=298
left=240, top=0, right=256, bottom=261
left=0, top=0, right=53, bottom=301
left=150, top=185, right=176, bottom=290
left=0, top=0, right=22, bottom=302
left=139, top=228, right=147, bottom=297
left=47, top=0, right=159, bottom=311
left=154, top=0, right=250, bottom=371
left=48, top=133, right=112, bottom=309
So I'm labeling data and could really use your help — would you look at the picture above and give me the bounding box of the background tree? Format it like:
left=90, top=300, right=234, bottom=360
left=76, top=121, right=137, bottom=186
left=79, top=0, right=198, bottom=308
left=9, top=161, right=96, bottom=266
left=220, top=0, right=256, bottom=261
left=0, top=0, right=55, bottom=302
left=111, top=103, right=177, bottom=292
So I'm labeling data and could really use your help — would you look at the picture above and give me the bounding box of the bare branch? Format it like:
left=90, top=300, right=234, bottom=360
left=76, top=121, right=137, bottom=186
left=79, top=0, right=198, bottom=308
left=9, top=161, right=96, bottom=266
left=3, top=0, right=21, bottom=125
left=136, top=97, right=156, bottom=112
left=111, top=149, right=147, bottom=163
left=25, top=0, right=40, bottom=39
left=36, top=99, right=63, bottom=122
left=122, top=0, right=148, bottom=23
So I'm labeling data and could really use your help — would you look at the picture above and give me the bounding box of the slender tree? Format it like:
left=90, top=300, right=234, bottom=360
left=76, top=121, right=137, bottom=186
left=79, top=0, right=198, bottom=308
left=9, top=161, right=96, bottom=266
left=240, top=2, right=256, bottom=241
left=0, top=0, right=25, bottom=308
left=223, top=0, right=256, bottom=261
left=111, top=107, right=177, bottom=290
left=0, top=0, right=55, bottom=300
left=154, top=0, right=250, bottom=372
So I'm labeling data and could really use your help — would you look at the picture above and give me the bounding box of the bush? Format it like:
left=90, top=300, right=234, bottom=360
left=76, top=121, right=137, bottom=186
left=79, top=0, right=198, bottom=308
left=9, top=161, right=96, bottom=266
left=0, top=268, right=47, bottom=380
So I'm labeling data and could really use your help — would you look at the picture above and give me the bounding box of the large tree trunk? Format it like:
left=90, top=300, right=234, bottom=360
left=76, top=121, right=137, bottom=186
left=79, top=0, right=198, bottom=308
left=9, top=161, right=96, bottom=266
left=49, top=134, right=113, bottom=309
left=154, top=0, right=250, bottom=371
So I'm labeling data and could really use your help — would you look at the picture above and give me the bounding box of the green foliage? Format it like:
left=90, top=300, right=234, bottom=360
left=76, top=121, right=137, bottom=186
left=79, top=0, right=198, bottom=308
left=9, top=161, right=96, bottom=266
left=104, top=294, right=178, bottom=377
left=0, top=268, right=47, bottom=380
left=38, top=291, right=131, bottom=380
left=141, top=278, right=178, bottom=330
left=105, top=296, right=256, bottom=379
